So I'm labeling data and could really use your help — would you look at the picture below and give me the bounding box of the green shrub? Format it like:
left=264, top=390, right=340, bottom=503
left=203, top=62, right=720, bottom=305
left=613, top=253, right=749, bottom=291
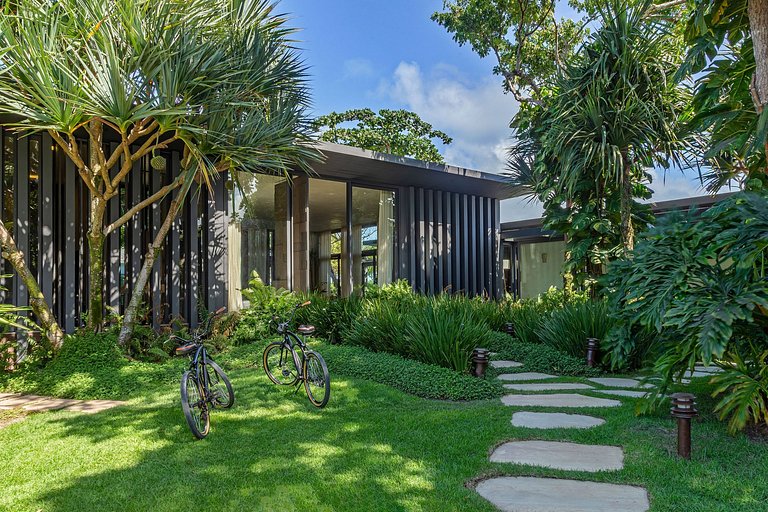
left=319, top=342, right=504, bottom=400
left=537, top=300, right=615, bottom=359
left=0, top=331, right=181, bottom=400
left=403, top=297, right=492, bottom=372
left=485, top=332, right=602, bottom=377
left=296, top=293, right=362, bottom=344
left=507, top=301, right=545, bottom=344
left=235, top=274, right=297, bottom=343
left=344, top=298, right=411, bottom=355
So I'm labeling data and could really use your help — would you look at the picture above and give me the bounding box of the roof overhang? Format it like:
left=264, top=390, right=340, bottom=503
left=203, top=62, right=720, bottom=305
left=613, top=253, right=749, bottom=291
left=302, top=142, right=518, bottom=200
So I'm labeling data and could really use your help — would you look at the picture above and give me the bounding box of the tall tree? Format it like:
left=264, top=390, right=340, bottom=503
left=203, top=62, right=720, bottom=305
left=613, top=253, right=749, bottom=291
left=0, top=0, right=317, bottom=340
left=432, top=0, right=587, bottom=106
left=680, top=0, right=768, bottom=188
left=314, top=108, right=452, bottom=163
left=509, top=1, right=696, bottom=274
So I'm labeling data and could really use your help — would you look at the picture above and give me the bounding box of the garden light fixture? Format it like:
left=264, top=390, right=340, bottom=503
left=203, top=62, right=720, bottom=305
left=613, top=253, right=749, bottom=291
left=670, top=393, right=697, bottom=460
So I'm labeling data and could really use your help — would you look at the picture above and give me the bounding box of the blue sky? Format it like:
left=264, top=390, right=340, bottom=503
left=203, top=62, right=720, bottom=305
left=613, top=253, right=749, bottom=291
left=280, top=0, right=709, bottom=221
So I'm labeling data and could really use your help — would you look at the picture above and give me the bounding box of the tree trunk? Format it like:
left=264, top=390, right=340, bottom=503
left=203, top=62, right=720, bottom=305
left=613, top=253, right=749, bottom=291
left=750, top=0, right=768, bottom=172
left=620, top=155, right=635, bottom=252
left=119, top=182, right=190, bottom=346
left=0, top=221, right=64, bottom=349
left=750, top=0, right=768, bottom=112
left=87, top=198, right=107, bottom=331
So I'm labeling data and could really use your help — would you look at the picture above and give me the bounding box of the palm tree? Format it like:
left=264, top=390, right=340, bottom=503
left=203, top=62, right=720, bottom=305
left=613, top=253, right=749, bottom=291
left=534, top=0, right=697, bottom=252
left=0, top=0, right=318, bottom=343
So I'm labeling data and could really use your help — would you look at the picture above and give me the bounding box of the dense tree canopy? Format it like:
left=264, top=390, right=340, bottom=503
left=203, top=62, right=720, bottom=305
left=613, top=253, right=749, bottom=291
left=314, top=108, right=452, bottom=163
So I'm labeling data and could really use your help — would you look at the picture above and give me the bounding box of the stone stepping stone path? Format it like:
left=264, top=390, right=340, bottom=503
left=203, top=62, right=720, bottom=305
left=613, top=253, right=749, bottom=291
left=588, top=377, right=653, bottom=389
left=476, top=477, right=650, bottom=512
left=472, top=364, right=650, bottom=511
left=694, top=365, right=723, bottom=374
left=491, top=360, right=523, bottom=369
left=497, top=372, right=557, bottom=382
left=511, top=411, right=605, bottom=429
left=504, top=382, right=592, bottom=391
left=591, top=389, right=650, bottom=399
left=0, top=393, right=124, bottom=415
left=502, top=393, right=621, bottom=408
left=490, top=440, right=624, bottom=472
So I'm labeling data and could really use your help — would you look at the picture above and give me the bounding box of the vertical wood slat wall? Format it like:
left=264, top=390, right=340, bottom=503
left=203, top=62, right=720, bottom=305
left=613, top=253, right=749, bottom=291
left=0, top=129, right=226, bottom=333
left=396, top=186, right=503, bottom=299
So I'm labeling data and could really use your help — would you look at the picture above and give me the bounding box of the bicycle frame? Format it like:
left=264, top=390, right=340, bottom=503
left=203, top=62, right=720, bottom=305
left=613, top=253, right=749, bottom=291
left=188, top=344, right=212, bottom=403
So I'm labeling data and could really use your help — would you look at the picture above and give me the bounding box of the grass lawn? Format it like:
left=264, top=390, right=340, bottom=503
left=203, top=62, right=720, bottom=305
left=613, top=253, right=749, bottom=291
left=1, top=344, right=767, bottom=511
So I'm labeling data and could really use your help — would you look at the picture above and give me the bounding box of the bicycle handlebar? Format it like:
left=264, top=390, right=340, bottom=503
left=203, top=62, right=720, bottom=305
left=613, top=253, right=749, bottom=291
left=274, top=300, right=312, bottom=333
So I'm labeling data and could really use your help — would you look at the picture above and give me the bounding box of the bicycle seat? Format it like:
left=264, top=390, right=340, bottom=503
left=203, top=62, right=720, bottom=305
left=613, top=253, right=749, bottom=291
left=297, top=325, right=315, bottom=335
left=175, top=343, right=196, bottom=356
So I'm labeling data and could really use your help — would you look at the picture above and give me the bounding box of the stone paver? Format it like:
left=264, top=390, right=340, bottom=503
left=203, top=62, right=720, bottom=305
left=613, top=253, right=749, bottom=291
left=689, top=371, right=716, bottom=379
left=0, top=394, right=48, bottom=409
left=591, top=389, right=650, bottom=399
left=22, top=398, right=82, bottom=412
left=504, top=382, right=593, bottom=391
left=588, top=377, right=652, bottom=389
left=502, top=393, right=621, bottom=408
left=497, top=372, right=557, bottom=382
left=511, top=411, right=605, bottom=429
left=0, top=393, right=20, bottom=400
left=476, top=477, right=650, bottom=512
left=491, top=360, right=523, bottom=369
left=61, top=400, right=124, bottom=414
left=490, top=440, right=624, bottom=472
left=694, top=365, right=723, bottom=374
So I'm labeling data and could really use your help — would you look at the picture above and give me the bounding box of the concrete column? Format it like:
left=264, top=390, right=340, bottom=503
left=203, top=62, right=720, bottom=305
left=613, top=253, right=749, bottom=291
left=291, top=175, right=310, bottom=292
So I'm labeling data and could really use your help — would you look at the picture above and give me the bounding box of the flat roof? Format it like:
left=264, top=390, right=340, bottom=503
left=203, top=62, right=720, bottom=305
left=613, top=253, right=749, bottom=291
left=501, top=192, right=736, bottom=241
left=304, top=142, right=518, bottom=200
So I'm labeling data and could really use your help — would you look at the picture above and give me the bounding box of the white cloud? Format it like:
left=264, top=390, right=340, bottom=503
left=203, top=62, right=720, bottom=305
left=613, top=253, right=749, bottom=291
left=342, top=58, right=375, bottom=80
left=379, top=61, right=519, bottom=174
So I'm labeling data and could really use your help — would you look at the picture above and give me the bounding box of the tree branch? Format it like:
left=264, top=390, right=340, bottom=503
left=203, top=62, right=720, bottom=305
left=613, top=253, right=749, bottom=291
left=646, top=0, right=686, bottom=15
left=104, top=173, right=184, bottom=235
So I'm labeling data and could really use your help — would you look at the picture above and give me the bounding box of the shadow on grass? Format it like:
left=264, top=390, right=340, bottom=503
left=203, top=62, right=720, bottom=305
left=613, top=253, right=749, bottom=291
left=5, top=369, right=507, bottom=512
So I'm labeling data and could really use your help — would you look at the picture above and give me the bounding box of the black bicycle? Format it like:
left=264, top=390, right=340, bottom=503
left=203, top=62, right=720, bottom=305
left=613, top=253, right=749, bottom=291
left=174, top=307, right=234, bottom=439
left=263, top=301, right=330, bottom=408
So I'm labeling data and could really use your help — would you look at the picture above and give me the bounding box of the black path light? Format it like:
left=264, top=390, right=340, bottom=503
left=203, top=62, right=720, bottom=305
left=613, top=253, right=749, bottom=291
left=670, top=393, right=698, bottom=460
left=586, top=338, right=599, bottom=367
left=505, top=322, right=516, bottom=337
left=471, top=348, right=490, bottom=378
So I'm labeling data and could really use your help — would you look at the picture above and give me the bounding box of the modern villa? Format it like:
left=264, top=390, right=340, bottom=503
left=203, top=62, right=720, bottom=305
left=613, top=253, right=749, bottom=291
left=0, top=129, right=515, bottom=331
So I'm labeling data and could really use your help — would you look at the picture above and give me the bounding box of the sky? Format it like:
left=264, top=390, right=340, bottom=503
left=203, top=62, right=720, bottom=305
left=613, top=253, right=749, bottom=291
left=280, top=0, right=711, bottom=221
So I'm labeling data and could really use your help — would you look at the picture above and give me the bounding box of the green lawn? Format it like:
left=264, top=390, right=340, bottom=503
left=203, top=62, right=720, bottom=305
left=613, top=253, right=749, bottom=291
left=1, top=345, right=767, bottom=511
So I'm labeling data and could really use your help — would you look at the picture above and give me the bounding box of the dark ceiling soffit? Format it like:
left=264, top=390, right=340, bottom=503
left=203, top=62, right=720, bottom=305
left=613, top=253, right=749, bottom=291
left=297, top=142, right=520, bottom=200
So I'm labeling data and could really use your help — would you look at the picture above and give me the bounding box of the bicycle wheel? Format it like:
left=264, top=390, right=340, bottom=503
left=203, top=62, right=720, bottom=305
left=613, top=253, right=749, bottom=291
left=180, top=370, right=210, bottom=439
left=303, top=351, right=330, bottom=408
left=206, top=360, right=234, bottom=409
left=263, top=342, right=299, bottom=386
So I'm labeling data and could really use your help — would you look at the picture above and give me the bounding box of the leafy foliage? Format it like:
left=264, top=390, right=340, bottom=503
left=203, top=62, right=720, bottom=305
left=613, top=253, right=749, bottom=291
left=313, top=108, right=452, bottom=163
left=679, top=0, right=768, bottom=188
left=538, top=300, right=616, bottom=359
left=485, top=332, right=602, bottom=377
left=605, top=191, right=768, bottom=429
left=319, top=342, right=504, bottom=401
left=509, top=0, right=696, bottom=283
left=711, top=342, right=768, bottom=433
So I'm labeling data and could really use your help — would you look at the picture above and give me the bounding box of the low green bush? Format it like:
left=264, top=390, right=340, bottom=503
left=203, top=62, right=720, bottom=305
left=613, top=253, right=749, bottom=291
left=537, top=300, right=615, bottom=359
left=485, top=332, right=602, bottom=377
left=0, top=331, right=181, bottom=400
left=319, top=342, right=504, bottom=400
left=507, top=301, right=545, bottom=344
left=234, top=274, right=297, bottom=344
left=295, top=293, right=362, bottom=344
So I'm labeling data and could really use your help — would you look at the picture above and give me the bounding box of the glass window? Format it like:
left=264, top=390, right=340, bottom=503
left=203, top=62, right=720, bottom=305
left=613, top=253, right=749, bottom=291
left=351, top=186, right=396, bottom=294
left=308, top=178, right=347, bottom=296
left=228, top=172, right=289, bottom=308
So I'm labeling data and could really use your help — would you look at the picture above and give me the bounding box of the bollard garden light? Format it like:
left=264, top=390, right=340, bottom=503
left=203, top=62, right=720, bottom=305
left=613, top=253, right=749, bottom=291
left=505, top=322, right=516, bottom=337
left=670, top=393, right=698, bottom=460
left=586, top=338, right=599, bottom=367
left=472, top=348, right=490, bottom=378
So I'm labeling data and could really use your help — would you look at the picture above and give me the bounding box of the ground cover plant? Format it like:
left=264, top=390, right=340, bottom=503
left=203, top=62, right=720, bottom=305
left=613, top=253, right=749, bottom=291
left=1, top=345, right=768, bottom=511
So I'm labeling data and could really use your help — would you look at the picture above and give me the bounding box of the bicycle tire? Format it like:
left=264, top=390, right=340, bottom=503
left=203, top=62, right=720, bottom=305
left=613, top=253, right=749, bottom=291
left=180, top=370, right=210, bottom=439
left=263, top=342, right=299, bottom=386
left=303, top=351, right=330, bottom=408
left=206, top=360, right=234, bottom=409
